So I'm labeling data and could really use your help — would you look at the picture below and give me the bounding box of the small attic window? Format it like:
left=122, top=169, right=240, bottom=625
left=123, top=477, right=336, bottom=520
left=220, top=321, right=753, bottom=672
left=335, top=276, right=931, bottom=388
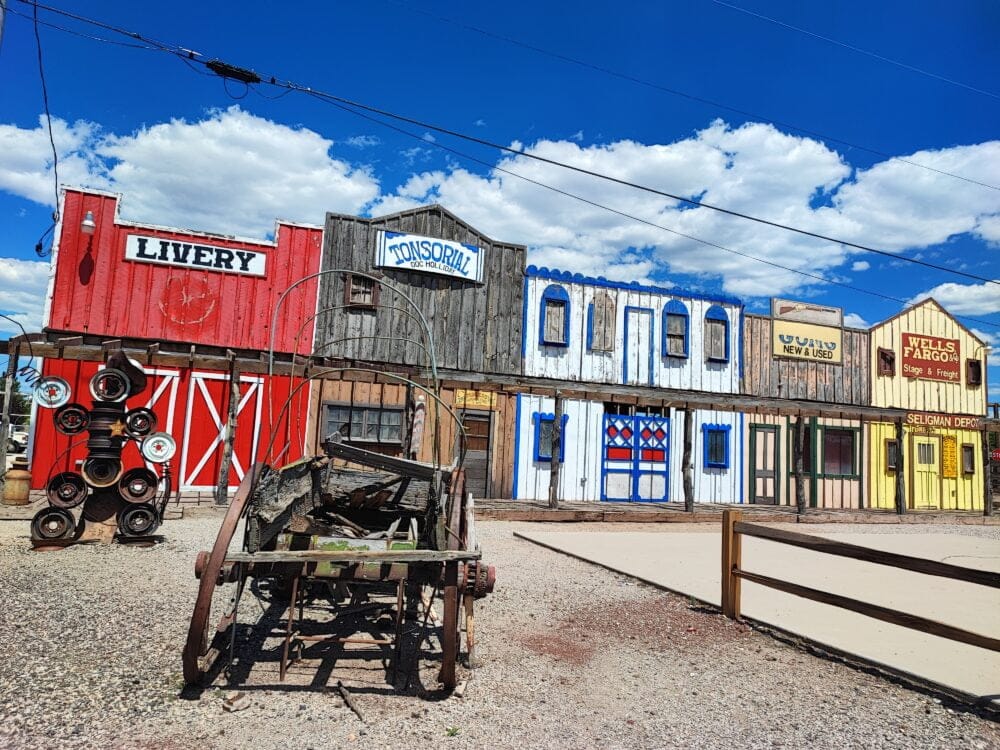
left=877, top=347, right=895, bottom=376
left=345, top=274, right=379, bottom=309
left=967, top=359, right=983, bottom=387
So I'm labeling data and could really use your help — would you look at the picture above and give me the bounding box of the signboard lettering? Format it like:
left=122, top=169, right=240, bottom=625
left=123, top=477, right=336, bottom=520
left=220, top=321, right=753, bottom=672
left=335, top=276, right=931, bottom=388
left=125, top=234, right=266, bottom=276
left=455, top=389, right=497, bottom=409
left=772, top=320, right=843, bottom=364
left=375, top=230, right=485, bottom=283
left=905, top=412, right=983, bottom=431
left=941, top=436, right=958, bottom=479
left=901, top=333, right=960, bottom=382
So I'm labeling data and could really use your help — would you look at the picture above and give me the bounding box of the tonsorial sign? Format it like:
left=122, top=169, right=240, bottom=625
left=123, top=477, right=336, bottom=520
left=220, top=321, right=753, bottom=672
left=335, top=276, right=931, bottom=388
left=124, top=234, right=266, bottom=276
left=374, top=230, right=484, bottom=283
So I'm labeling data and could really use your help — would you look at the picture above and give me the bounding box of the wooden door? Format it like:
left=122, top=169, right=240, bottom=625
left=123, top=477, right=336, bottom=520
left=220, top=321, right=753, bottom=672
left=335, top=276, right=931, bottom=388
left=911, top=435, right=941, bottom=509
left=750, top=425, right=779, bottom=504
left=623, top=307, right=654, bottom=386
left=459, top=412, right=491, bottom=499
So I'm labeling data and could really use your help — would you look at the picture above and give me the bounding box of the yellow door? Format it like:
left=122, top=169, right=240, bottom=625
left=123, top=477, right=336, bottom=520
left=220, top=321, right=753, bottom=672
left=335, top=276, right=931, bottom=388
left=911, top=436, right=940, bottom=509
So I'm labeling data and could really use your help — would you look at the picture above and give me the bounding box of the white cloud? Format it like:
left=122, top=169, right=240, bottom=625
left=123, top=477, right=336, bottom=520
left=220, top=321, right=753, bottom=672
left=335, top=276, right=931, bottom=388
left=907, top=280, right=1000, bottom=315
left=843, top=313, right=868, bottom=328
left=421, top=132, right=437, bottom=143
left=570, top=130, right=584, bottom=142
left=474, top=119, right=486, bottom=127
left=0, top=258, right=50, bottom=336
left=344, top=135, right=380, bottom=148
left=0, top=107, right=380, bottom=237
left=850, top=261, right=870, bottom=272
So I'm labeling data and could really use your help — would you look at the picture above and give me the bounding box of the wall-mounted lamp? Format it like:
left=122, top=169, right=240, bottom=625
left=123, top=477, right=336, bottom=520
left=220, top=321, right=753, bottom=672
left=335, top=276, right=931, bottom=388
left=81, top=211, right=96, bottom=235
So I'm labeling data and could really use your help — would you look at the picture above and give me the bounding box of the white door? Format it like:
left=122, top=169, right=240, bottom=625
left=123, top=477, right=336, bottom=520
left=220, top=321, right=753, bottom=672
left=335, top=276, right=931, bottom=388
left=623, top=307, right=654, bottom=386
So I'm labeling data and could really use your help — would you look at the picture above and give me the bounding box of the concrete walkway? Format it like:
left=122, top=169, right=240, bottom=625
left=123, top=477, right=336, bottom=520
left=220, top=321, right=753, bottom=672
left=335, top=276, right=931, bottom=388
left=515, top=525, right=1000, bottom=704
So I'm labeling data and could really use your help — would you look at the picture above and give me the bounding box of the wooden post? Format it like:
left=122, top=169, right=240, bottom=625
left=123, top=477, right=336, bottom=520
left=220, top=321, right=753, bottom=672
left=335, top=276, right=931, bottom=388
left=215, top=360, right=240, bottom=506
left=794, top=416, right=806, bottom=515
left=682, top=407, right=694, bottom=512
left=721, top=509, right=742, bottom=619
left=983, top=431, right=993, bottom=517
left=0, top=343, right=19, bottom=483
left=895, top=418, right=906, bottom=515
left=548, top=391, right=563, bottom=509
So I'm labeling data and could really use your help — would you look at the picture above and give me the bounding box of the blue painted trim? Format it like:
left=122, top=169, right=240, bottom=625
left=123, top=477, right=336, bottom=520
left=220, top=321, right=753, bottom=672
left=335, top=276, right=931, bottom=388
left=702, top=423, right=731, bottom=469
left=600, top=413, right=670, bottom=503
left=520, top=275, right=529, bottom=360
left=533, top=411, right=568, bottom=462
left=512, top=394, right=522, bottom=499
left=539, top=284, right=571, bottom=347
left=661, top=299, right=689, bottom=359
left=585, top=301, right=595, bottom=351
left=623, top=306, right=655, bottom=385
left=705, top=304, right=730, bottom=362
left=525, top=264, right=742, bottom=307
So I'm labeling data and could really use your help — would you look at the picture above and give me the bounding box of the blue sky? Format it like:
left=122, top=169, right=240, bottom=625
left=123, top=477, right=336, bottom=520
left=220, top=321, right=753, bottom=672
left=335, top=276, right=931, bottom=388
left=1, top=0, right=998, bottom=391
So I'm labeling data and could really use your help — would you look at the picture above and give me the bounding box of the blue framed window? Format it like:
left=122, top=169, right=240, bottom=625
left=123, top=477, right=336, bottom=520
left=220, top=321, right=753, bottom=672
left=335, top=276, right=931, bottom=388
left=662, top=300, right=689, bottom=358
left=586, top=291, right=615, bottom=351
left=539, top=285, right=570, bottom=347
left=704, top=305, right=729, bottom=362
left=702, top=423, right=731, bottom=469
left=534, top=412, right=569, bottom=462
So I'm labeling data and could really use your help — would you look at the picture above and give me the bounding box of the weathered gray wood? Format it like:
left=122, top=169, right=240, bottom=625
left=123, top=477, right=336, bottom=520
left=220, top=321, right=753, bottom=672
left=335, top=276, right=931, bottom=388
left=983, top=435, right=993, bottom=517
left=323, top=432, right=450, bottom=482
left=795, top=417, right=806, bottom=514
left=734, top=521, right=1000, bottom=588
left=548, top=391, right=563, bottom=509
left=682, top=408, right=694, bottom=512
left=215, top=361, right=241, bottom=506
left=226, top=549, right=481, bottom=563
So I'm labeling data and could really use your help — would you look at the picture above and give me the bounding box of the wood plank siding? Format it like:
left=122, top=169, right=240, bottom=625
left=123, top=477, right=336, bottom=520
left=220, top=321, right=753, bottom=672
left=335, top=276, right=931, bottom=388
left=317, top=206, right=526, bottom=375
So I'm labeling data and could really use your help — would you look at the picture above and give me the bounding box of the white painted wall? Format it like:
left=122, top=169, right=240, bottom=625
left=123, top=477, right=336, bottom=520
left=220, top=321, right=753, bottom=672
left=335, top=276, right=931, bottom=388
left=668, top=408, right=744, bottom=504
left=523, top=272, right=742, bottom=393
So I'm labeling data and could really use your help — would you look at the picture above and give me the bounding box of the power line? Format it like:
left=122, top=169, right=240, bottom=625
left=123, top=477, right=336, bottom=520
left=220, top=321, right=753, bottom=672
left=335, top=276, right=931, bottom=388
left=308, top=90, right=1000, bottom=332
left=15, top=1, right=1000, bottom=304
left=386, top=0, right=1000, bottom=193
left=713, top=0, right=1000, bottom=101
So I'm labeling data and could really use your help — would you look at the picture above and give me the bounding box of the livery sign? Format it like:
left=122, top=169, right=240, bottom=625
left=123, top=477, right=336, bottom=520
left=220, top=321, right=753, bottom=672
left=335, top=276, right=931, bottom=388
left=124, top=234, right=266, bottom=276
left=375, top=230, right=485, bottom=283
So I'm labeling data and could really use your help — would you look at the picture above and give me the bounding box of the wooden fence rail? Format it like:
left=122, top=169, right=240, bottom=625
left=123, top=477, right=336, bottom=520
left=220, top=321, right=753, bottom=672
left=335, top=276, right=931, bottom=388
left=721, top=510, right=1000, bottom=652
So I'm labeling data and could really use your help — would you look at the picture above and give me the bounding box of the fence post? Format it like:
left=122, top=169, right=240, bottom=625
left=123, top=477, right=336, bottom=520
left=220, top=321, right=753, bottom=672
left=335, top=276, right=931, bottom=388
left=721, top=509, right=742, bottom=619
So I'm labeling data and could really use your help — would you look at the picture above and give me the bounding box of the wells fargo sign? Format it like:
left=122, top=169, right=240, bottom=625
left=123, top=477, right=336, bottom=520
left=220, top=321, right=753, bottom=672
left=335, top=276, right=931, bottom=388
left=375, top=230, right=485, bottom=283
left=772, top=320, right=842, bottom=363
left=125, top=234, right=266, bottom=276
left=905, top=412, right=983, bottom=431
left=901, top=333, right=960, bottom=382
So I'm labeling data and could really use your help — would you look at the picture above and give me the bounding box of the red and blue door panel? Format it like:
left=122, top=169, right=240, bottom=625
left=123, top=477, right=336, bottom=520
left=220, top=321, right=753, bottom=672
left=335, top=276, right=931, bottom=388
left=601, top=414, right=669, bottom=502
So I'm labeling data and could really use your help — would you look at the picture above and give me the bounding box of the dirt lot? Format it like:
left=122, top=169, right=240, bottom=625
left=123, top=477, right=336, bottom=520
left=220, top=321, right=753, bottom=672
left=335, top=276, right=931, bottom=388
left=0, top=518, right=998, bottom=749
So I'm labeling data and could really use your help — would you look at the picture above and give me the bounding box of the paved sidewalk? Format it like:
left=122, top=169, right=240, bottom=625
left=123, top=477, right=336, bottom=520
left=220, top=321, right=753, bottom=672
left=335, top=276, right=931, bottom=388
left=515, top=525, right=1000, bottom=704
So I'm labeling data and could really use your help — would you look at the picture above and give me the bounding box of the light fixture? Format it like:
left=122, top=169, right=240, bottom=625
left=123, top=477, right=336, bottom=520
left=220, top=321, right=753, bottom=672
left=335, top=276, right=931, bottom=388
left=81, top=211, right=96, bottom=235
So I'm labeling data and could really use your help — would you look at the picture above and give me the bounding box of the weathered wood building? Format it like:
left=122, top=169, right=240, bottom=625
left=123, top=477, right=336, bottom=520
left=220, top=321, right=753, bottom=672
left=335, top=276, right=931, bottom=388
left=741, top=309, right=870, bottom=509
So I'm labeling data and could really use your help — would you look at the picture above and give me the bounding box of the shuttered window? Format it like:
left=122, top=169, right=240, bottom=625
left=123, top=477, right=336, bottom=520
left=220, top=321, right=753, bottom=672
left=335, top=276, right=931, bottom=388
left=586, top=292, right=616, bottom=351
left=539, top=285, right=570, bottom=347
left=533, top=412, right=568, bottom=462
left=704, top=305, right=729, bottom=362
left=967, top=359, right=983, bottom=386
left=702, top=424, right=730, bottom=469
left=877, top=348, right=895, bottom=376
left=344, top=275, right=379, bottom=309
left=662, top=300, right=689, bottom=358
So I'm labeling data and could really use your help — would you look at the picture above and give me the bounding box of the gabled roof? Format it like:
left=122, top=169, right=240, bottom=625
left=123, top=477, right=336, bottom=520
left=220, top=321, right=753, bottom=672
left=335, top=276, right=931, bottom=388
left=326, top=203, right=527, bottom=251
left=870, top=297, right=986, bottom=348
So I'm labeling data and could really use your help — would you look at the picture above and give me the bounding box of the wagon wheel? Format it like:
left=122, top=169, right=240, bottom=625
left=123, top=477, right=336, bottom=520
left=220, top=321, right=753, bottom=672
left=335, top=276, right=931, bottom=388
left=182, top=465, right=263, bottom=685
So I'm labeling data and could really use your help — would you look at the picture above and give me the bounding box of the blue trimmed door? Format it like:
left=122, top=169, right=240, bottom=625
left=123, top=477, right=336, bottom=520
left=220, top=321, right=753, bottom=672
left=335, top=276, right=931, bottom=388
left=601, top=414, right=669, bottom=502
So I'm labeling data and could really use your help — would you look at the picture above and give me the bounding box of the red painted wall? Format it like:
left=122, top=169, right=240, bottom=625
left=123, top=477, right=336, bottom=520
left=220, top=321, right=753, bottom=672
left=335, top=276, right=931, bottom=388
left=30, top=358, right=311, bottom=491
left=47, top=189, right=322, bottom=354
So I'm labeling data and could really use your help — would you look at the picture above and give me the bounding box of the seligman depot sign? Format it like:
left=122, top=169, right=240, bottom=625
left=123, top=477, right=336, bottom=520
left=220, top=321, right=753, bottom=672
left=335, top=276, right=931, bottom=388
left=772, top=320, right=842, bottom=363
left=902, top=333, right=960, bottom=382
left=124, top=234, right=266, bottom=276
left=374, top=230, right=485, bottom=283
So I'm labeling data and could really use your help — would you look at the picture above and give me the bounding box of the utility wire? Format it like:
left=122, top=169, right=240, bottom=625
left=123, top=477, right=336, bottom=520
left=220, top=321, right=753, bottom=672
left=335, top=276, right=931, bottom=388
left=7, top=4, right=157, bottom=49
left=713, top=0, right=1000, bottom=101
left=15, top=1, right=1000, bottom=301
left=386, top=0, right=1000, bottom=193
left=309, top=90, right=1000, bottom=332
left=32, top=0, right=59, bottom=227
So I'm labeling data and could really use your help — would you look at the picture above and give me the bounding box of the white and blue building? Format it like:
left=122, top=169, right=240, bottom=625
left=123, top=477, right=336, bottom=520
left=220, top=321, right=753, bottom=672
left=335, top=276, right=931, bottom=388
left=513, top=266, right=745, bottom=503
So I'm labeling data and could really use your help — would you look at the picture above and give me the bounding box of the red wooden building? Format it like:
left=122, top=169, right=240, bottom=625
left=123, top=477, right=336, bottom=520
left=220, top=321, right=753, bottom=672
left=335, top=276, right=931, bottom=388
left=29, top=188, right=323, bottom=495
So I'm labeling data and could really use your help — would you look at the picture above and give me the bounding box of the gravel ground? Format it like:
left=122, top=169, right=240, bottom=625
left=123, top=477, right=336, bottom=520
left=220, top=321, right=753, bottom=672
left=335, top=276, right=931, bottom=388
left=0, top=518, right=998, bottom=750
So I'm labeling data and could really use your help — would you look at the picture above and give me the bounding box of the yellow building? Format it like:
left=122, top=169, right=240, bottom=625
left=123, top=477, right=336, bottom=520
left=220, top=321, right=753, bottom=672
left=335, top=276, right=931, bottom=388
left=868, top=299, right=988, bottom=510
